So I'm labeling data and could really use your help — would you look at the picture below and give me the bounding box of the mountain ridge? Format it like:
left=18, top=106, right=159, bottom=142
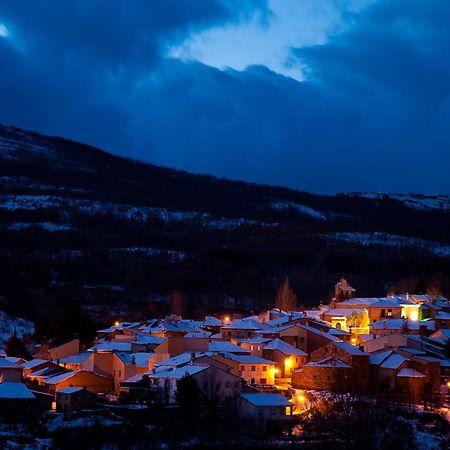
left=1, top=123, right=450, bottom=323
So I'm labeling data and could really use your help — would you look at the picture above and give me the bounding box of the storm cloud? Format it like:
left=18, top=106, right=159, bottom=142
left=0, top=0, right=449, bottom=193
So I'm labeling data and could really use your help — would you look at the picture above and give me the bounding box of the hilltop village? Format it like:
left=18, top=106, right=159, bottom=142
left=1, top=279, right=450, bottom=446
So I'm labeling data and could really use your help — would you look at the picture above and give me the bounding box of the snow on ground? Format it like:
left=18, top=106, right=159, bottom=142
left=342, top=192, right=450, bottom=211
left=271, top=201, right=327, bottom=220
left=0, top=311, right=35, bottom=349
left=0, top=135, right=57, bottom=160
left=0, top=195, right=279, bottom=230
left=328, top=231, right=450, bottom=258
left=9, top=222, right=73, bottom=231
left=108, top=247, right=186, bottom=262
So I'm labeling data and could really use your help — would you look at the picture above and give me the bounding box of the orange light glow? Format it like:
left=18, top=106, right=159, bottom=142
left=297, top=393, right=305, bottom=403
left=223, top=316, right=231, bottom=324
left=447, top=381, right=450, bottom=389
left=351, top=337, right=357, bottom=345
left=284, top=357, right=293, bottom=370
left=114, top=321, right=120, bottom=327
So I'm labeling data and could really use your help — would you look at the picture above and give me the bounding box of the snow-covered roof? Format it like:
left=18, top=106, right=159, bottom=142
left=358, top=334, right=376, bottom=342
left=323, top=308, right=366, bottom=317
left=44, top=371, right=77, bottom=385
left=370, top=299, right=404, bottom=308
left=148, top=364, right=209, bottom=380
left=208, top=341, right=249, bottom=354
left=201, top=316, right=223, bottom=327
left=327, top=328, right=350, bottom=336
left=380, top=353, right=407, bottom=370
left=263, top=339, right=307, bottom=356
left=0, top=358, right=22, bottom=368
left=222, top=318, right=266, bottom=330
left=58, top=353, right=92, bottom=364
left=334, top=342, right=367, bottom=356
left=131, top=352, right=154, bottom=368
left=0, top=382, right=35, bottom=399
left=396, top=368, right=426, bottom=378
left=306, top=357, right=350, bottom=368
left=265, top=312, right=305, bottom=327
left=436, top=312, right=450, bottom=320
left=237, top=337, right=272, bottom=344
left=57, top=386, right=84, bottom=394
left=184, top=330, right=211, bottom=338
left=21, top=359, right=49, bottom=369
left=240, top=393, right=292, bottom=407
left=154, top=352, right=210, bottom=368
left=132, top=334, right=165, bottom=345
left=372, top=319, right=435, bottom=331
left=89, top=341, right=132, bottom=352
left=225, top=354, right=274, bottom=365
left=209, top=332, right=223, bottom=340
left=369, top=350, right=393, bottom=365
left=297, top=324, right=342, bottom=342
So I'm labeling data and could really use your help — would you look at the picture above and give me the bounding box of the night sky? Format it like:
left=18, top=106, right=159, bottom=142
left=0, top=1, right=449, bottom=194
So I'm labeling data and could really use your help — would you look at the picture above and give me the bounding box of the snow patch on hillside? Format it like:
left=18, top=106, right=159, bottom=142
left=0, top=195, right=279, bottom=230
left=343, top=192, right=450, bottom=211
left=271, top=201, right=327, bottom=220
left=9, top=222, right=73, bottom=231
left=0, top=311, right=35, bottom=349
left=328, top=232, right=450, bottom=258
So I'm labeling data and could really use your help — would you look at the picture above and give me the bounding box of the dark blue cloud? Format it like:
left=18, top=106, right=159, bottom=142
left=0, top=0, right=449, bottom=193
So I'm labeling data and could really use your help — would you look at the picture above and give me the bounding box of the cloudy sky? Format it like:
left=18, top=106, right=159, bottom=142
left=0, top=1, right=449, bottom=193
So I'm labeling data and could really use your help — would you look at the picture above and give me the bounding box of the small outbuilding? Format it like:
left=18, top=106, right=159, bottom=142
left=56, top=387, right=97, bottom=412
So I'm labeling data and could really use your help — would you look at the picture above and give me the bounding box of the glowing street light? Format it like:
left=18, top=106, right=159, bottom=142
left=223, top=315, right=231, bottom=324
left=114, top=321, right=120, bottom=327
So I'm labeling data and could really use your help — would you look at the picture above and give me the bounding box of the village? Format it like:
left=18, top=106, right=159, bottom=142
left=1, top=278, right=450, bottom=445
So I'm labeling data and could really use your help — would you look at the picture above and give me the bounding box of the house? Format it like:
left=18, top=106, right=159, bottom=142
left=42, top=339, right=80, bottom=361
left=221, top=317, right=268, bottom=339
left=22, top=359, right=55, bottom=377
left=237, top=338, right=271, bottom=357
left=44, top=370, right=113, bottom=395
left=334, top=278, right=356, bottom=302
left=292, top=341, right=370, bottom=393
left=140, top=364, right=241, bottom=403
left=435, top=312, right=450, bottom=330
left=280, top=324, right=341, bottom=354
left=262, top=339, right=308, bottom=377
left=239, top=393, right=293, bottom=433
left=224, top=354, right=276, bottom=386
left=58, top=352, right=94, bottom=371
left=208, top=340, right=250, bottom=355
left=371, top=319, right=435, bottom=336
left=293, top=357, right=352, bottom=391
left=0, top=357, right=23, bottom=382
left=0, top=382, right=35, bottom=416
left=56, top=387, right=97, bottom=412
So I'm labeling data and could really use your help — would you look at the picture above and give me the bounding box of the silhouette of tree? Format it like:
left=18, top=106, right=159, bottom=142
left=5, top=328, right=30, bottom=359
left=275, top=278, right=297, bottom=311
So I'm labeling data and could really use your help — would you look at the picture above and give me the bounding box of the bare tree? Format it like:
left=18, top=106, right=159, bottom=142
left=275, top=278, right=297, bottom=311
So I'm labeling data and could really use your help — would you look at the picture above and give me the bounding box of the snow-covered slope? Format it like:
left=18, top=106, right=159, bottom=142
left=0, top=311, right=35, bottom=349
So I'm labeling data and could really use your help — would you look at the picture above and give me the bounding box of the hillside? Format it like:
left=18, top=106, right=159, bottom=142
left=1, top=124, right=450, bottom=324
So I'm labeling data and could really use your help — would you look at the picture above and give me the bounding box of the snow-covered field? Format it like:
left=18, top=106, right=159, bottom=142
left=328, top=231, right=450, bottom=258
left=0, top=311, right=35, bottom=349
